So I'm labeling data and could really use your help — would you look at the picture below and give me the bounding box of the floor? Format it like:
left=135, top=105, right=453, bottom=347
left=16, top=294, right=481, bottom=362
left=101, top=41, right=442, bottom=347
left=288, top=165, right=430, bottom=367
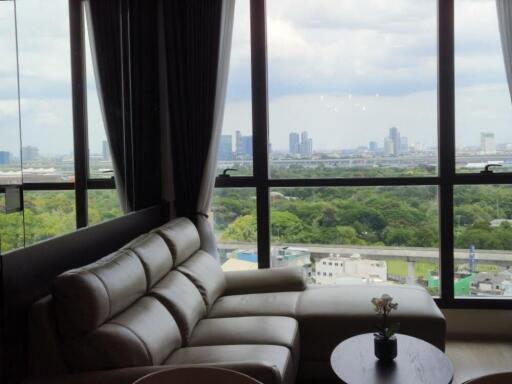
left=446, top=340, right=512, bottom=384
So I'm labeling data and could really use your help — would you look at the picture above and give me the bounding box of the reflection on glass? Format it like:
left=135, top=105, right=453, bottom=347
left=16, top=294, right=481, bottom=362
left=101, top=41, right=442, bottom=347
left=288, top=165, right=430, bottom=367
left=0, top=1, right=22, bottom=186
left=211, top=188, right=257, bottom=271
left=267, top=0, right=438, bottom=178
left=454, top=185, right=512, bottom=297
left=23, top=191, right=76, bottom=246
left=16, top=0, right=74, bottom=182
left=268, top=187, right=439, bottom=295
left=218, top=0, right=253, bottom=177
left=0, top=192, right=24, bottom=253
left=455, top=0, right=512, bottom=173
left=88, top=190, right=123, bottom=225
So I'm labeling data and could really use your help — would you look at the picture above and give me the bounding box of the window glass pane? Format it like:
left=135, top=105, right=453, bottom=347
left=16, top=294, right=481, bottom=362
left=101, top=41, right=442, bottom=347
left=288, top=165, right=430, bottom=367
left=454, top=185, right=512, bottom=297
left=218, top=0, right=253, bottom=177
left=0, top=192, right=24, bottom=253
left=16, top=0, right=74, bottom=182
left=455, top=0, right=512, bottom=173
left=23, top=191, right=76, bottom=246
left=88, top=190, right=123, bottom=225
left=85, top=11, right=114, bottom=180
left=0, top=0, right=22, bottom=186
left=267, top=0, right=437, bottom=179
left=212, top=188, right=257, bottom=271
left=269, top=186, right=439, bottom=295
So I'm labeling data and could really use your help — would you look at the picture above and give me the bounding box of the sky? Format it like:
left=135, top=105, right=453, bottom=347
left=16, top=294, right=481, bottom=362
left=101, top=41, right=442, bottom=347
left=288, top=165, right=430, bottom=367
left=0, top=0, right=105, bottom=157
left=223, top=0, right=512, bottom=151
left=0, top=0, right=511, bottom=156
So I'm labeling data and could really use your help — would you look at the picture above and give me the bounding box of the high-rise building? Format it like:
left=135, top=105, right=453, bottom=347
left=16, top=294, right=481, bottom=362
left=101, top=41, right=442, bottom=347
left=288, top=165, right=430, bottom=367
left=0, top=151, right=11, bottom=165
left=400, top=137, right=409, bottom=153
left=102, top=140, right=111, bottom=161
left=289, top=132, right=300, bottom=154
left=384, top=138, right=394, bottom=156
left=481, top=132, right=496, bottom=155
left=389, top=127, right=400, bottom=155
left=369, top=141, right=378, bottom=152
left=240, top=136, right=253, bottom=158
left=235, top=131, right=242, bottom=156
left=218, top=135, right=233, bottom=161
left=22, top=146, right=39, bottom=161
left=298, top=131, right=313, bottom=157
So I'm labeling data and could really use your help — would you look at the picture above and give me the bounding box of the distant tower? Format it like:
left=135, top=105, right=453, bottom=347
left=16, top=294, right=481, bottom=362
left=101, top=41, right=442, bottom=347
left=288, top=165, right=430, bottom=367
left=468, top=245, right=476, bottom=274
left=289, top=132, right=300, bottom=154
left=235, top=131, right=242, bottom=156
left=102, top=140, right=111, bottom=161
left=400, top=137, right=409, bottom=153
left=369, top=141, right=378, bottom=152
left=0, top=151, right=11, bottom=165
left=22, top=146, right=39, bottom=161
left=480, top=132, right=496, bottom=155
left=389, top=127, right=400, bottom=155
left=384, top=138, right=394, bottom=156
left=299, top=131, right=312, bottom=156
left=218, top=135, right=233, bottom=161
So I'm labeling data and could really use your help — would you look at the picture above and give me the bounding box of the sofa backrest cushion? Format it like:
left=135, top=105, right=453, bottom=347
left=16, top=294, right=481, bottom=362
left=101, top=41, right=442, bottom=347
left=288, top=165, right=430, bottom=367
left=52, top=249, right=147, bottom=337
left=154, top=217, right=200, bottom=265
left=126, top=233, right=173, bottom=289
left=150, top=271, right=207, bottom=344
left=176, top=250, right=226, bottom=310
left=63, top=297, right=182, bottom=372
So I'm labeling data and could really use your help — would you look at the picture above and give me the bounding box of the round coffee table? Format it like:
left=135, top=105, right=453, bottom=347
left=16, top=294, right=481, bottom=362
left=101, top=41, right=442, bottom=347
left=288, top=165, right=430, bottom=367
left=330, top=333, right=453, bottom=384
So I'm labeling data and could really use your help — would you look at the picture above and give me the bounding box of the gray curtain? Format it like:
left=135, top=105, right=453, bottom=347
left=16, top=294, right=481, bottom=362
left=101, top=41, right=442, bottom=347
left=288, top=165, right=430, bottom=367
left=497, top=0, right=512, bottom=102
left=197, top=0, right=236, bottom=257
left=85, top=0, right=131, bottom=212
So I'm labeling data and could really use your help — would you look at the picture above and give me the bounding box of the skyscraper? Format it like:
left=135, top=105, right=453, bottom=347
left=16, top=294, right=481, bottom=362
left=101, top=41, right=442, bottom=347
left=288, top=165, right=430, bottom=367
left=299, top=132, right=312, bottom=157
left=389, top=127, right=400, bottom=156
left=239, top=136, right=253, bottom=158
left=0, top=151, right=11, bottom=165
left=289, top=132, right=300, bottom=154
left=218, top=135, right=233, bottom=161
left=384, top=138, right=394, bottom=156
left=369, top=141, right=378, bottom=152
left=102, top=140, right=111, bottom=161
left=400, top=137, right=409, bottom=153
left=22, top=146, right=39, bottom=161
left=480, top=132, right=496, bottom=155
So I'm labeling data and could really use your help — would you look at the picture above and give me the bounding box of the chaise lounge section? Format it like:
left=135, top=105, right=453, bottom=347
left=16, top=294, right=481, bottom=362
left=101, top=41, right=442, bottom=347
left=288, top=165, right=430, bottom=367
left=27, top=217, right=445, bottom=384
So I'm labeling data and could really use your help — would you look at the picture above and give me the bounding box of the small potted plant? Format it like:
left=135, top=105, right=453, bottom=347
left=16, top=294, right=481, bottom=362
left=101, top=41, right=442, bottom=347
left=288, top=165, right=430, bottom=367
left=371, top=293, right=400, bottom=362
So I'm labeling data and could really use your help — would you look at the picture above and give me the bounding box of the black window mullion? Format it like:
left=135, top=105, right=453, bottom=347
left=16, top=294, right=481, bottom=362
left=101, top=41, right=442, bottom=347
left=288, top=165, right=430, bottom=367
left=438, top=0, right=455, bottom=303
left=69, top=0, right=88, bottom=228
left=250, top=0, right=270, bottom=269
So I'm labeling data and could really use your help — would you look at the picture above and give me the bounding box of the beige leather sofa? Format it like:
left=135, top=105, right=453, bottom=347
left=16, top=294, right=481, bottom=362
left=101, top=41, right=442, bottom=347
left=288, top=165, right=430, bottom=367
left=27, top=218, right=445, bottom=384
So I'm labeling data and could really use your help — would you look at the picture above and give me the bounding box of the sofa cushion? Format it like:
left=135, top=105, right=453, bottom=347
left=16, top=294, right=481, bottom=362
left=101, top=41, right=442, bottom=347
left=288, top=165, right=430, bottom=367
left=189, top=316, right=300, bottom=365
left=53, top=249, right=146, bottom=337
left=126, top=233, right=173, bottom=289
left=64, top=297, right=182, bottom=372
left=165, top=345, right=295, bottom=384
left=296, top=284, right=446, bottom=362
left=208, top=292, right=301, bottom=319
left=150, top=271, right=207, bottom=343
left=177, top=250, right=226, bottom=310
left=154, top=218, right=200, bottom=265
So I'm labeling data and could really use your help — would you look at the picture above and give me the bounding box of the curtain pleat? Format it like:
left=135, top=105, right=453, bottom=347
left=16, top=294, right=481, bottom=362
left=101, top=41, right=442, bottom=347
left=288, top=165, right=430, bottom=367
left=197, top=0, right=236, bottom=257
left=85, top=0, right=130, bottom=212
left=162, top=1, right=223, bottom=220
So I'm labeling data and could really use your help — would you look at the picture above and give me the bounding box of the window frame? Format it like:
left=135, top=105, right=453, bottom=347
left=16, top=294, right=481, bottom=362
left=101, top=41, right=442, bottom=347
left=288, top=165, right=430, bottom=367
left=0, top=0, right=117, bottom=243
left=215, top=0, right=512, bottom=309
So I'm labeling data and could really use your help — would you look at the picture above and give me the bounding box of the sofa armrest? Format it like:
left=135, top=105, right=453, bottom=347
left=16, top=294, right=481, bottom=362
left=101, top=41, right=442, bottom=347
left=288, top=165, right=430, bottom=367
left=224, top=267, right=306, bottom=296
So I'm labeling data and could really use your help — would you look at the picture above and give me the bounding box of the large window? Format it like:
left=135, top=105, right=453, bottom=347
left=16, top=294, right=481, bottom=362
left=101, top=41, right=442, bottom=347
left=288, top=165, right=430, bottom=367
left=215, top=0, right=512, bottom=307
left=0, top=1, right=122, bottom=254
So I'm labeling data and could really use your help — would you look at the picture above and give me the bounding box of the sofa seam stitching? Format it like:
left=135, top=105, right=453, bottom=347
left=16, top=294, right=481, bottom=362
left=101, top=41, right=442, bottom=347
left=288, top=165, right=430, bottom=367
left=109, top=321, right=153, bottom=364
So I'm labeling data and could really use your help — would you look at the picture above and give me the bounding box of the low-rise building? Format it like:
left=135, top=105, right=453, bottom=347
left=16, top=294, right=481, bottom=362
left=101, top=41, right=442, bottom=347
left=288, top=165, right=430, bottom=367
left=314, top=253, right=387, bottom=285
